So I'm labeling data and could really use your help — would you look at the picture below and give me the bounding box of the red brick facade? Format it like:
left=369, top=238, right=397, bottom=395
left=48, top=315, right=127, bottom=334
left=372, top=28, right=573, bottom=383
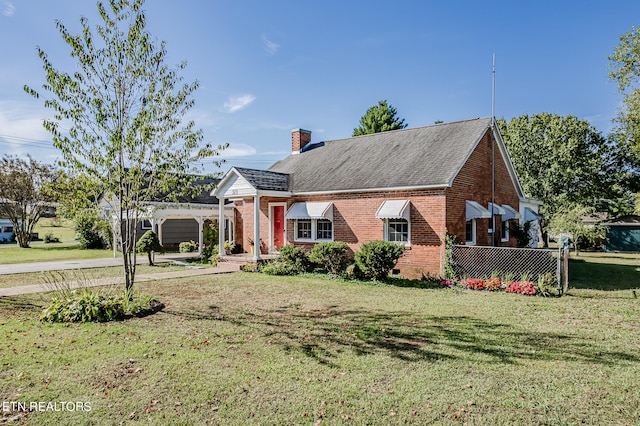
left=232, top=128, right=521, bottom=279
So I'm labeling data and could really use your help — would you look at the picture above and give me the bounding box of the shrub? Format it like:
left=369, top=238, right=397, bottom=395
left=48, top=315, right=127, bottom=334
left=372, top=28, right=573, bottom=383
left=75, top=210, right=112, bottom=249
left=278, top=244, right=311, bottom=274
left=42, top=289, right=125, bottom=323
left=179, top=241, right=197, bottom=253
left=309, top=242, right=350, bottom=276
left=136, top=230, right=163, bottom=265
left=261, top=259, right=297, bottom=276
left=354, top=240, right=404, bottom=281
left=536, top=272, right=556, bottom=297
left=43, top=232, right=60, bottom=243
left=42, top=289, right=163, bottom=323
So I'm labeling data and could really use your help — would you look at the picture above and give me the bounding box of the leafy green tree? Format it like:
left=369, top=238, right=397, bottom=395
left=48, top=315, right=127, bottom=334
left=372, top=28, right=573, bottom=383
left=546, top=204, right=606, bottom=255
left=497, top=114, right=622, bottom=239
left=608, top=26, right=640, bottom=199
left=0, top=156, right=60, bottom=248
left=353, top=100, right=407, bottom=136
left=25, top=0, right=226, bottom=292
left=136, top=230, right=163, bottom=265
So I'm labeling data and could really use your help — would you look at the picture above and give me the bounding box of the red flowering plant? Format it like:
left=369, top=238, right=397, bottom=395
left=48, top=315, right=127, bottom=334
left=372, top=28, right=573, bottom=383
left=461, top=278, right=486, bottom=290
left=505, top=281, right=537, bottom=295
left=484, top=277, right=503, bottom=291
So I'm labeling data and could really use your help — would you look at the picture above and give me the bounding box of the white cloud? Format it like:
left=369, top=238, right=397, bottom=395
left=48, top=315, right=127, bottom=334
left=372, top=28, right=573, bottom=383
left=223, top=94, right=255, bottom=113
left=2, top=1, right=15, bottom=17
left=218, top=143, right=257, bottom=158
left=261, top=34, right=279, bottom=55
left=0, top=101, right=50, bottom=142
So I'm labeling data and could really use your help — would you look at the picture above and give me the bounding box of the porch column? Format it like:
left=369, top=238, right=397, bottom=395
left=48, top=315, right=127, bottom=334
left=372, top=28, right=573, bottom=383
left=156, top=218, right=166, bottom=246
left=253, top=194, right=261, bottom=261
left=218, top=197, right=226, bottom=256
left=196, top=217, right=205, bottom=257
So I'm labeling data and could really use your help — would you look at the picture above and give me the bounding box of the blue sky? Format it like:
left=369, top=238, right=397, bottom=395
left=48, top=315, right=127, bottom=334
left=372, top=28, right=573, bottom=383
left=1, top=0, right=639, bottom=174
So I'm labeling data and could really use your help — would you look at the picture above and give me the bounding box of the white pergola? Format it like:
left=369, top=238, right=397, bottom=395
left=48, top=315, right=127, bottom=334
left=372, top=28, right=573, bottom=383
left=111, top=202, right=235, bottom=257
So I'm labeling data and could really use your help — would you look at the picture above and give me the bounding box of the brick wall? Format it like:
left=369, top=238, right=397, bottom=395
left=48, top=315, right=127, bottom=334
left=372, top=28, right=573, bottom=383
left=230, top=129, right=521, bottom=278
left=445, top=129, right=521, bottom=246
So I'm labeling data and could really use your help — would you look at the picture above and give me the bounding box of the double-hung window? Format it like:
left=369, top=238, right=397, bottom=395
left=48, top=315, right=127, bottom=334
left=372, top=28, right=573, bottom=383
left=465, top=219, right=476, bottom=245
left=386, top=218, right=409, bottom=243
left=376, top=200, right=411, bottom=245
left=296, top=219, right=312, bottom=239
left=501, top=220, right=510, bottom=242
left=287, top=202, right=334, bottom=242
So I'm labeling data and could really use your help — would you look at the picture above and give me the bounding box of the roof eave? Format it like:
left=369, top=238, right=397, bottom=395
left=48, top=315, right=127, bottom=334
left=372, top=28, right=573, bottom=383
left=292, top=183, right=449, bottom=196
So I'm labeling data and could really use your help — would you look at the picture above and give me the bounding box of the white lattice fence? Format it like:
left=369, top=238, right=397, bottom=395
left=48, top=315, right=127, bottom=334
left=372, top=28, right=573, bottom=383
left=450, top=245, right=569, bottom=293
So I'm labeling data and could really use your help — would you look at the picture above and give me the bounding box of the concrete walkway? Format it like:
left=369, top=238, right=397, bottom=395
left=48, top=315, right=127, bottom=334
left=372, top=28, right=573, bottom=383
left=0, top=254, right=246, bottom=297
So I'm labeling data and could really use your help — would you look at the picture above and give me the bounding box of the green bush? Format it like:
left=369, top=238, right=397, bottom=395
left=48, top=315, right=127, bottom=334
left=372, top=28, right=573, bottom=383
left=309, top=241, right=350, bottom=276
left=279, top=244, right=312, bottom=274
left=261, top=259, right=297, bottom=276
left=43, top=232, right=60, bottom=243
left=42, top=289, right=125, bottom=323
left=179, top=241, right=198, bottom=253
left=136, top=230, right=163, bottom=265
left=354, top=240, right=405, bottom=281
left=75, top=210, right=112, bottom=249
left=42, top=289, right=162, bottom=323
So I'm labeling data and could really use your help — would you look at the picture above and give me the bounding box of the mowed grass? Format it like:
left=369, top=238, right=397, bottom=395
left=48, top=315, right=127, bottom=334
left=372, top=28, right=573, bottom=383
left=569, top=251, right=640, bottom=291
left=0, top=263, right=191, bottom=289
left=0, top=246, right=113, bottom=265
left=0, top=217, right=113, bottom=264
left=1, top=270, right=639, bottom=425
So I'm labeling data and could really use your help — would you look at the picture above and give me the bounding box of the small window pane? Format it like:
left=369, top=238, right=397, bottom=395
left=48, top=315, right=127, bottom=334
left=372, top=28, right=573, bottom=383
left=316, top=219, right=332, bottom=240
left=387, top=219, right=408, bottom=243
left=501, top=220, right=508, bottom=240
left=141, top=219, right=152, bottom=230
left=297, top=220, right=312, bottom=239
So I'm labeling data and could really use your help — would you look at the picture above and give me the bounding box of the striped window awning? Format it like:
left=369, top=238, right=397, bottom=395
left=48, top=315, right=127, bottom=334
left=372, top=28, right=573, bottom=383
left=376, top=199, right=410, bottom=220
left=501, top=204, right=521, bottom=221
left=466, top=201, right=491, bottom=221
left=285, top=202, right=333, bottom=220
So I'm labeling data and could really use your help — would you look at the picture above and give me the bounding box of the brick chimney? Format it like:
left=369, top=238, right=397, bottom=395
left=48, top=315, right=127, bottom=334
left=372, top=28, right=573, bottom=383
left=291, top=129, right=311, bottom=154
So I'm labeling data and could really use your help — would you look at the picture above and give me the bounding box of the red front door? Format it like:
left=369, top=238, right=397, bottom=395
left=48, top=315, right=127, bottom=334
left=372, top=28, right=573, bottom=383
left=272, top=205, right=285, bottom=250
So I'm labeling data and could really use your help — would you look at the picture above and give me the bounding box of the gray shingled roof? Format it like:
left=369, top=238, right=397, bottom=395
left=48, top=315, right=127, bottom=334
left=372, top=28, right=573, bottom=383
left=234, top=167, right=290, bottom=192
left=269, top=117, right=493, bottom=193
left=152, top=177, right=221, bottom=205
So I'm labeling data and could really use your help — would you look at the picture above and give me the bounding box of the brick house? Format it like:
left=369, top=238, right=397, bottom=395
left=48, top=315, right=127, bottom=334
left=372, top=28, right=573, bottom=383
left=213, top=117, right=540, bottom=278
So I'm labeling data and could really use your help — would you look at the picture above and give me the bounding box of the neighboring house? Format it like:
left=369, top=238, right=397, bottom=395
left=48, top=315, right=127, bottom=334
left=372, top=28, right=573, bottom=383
left=214, top=117, right=542, bottom=278
left=603, top=215, right=640, bottom=252
left=0, top=219, right=14, bottom=243
left=100, top=177, right=234, bottom=252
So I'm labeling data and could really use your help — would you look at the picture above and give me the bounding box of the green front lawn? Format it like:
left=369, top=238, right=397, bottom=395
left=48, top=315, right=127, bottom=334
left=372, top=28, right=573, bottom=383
left=569, top=251, right=640, bottom=291
left=1, top=270, right=638, bottom=425
left=0, top=245, right=113, bottom=264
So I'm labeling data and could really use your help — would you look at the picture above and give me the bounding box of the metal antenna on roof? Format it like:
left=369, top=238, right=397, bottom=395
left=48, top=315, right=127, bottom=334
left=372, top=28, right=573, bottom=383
left=491, top=53, right=496, bottom=247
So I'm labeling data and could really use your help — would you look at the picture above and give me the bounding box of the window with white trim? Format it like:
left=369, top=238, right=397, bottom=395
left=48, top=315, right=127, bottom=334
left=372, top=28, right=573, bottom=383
left=294, top=219, right=332, bottom=242
left=316, top=219, right=332, bottom=240
left=501, top=219, right=510, bottom=242
left=141, top=219, right=152, bottom=230
left=296, top=219, right=312, bottom=239
left=384, top=218, right=410, bottom=244
left=465, top=219, right=476, bottom=245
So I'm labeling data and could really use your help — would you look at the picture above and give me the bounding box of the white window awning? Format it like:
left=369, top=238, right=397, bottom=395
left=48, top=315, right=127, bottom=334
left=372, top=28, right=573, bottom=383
left=466, top=201, right=491, bottom=221
left=376, top=199, right=410, bottom=220
left=524, top=207, right=541, bottom=222
left=501, top=204, right=521, bottom=221
left=488, top=202, right=506, bottom=215
left=285, top=202, right=333, bottom=221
